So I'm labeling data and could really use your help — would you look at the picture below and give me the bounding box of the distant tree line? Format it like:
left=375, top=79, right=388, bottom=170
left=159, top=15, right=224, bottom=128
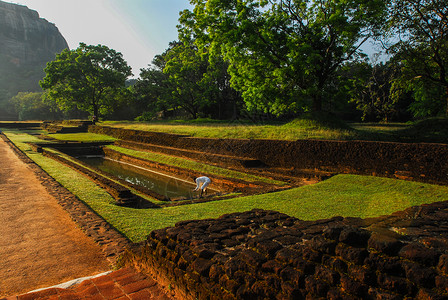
left=9, top=0, right=447, bottom=122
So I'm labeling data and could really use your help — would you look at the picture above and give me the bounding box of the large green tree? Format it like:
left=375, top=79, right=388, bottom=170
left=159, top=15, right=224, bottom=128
left=135, top=41, right=242, bottom=120
left=179, top=0, right=387, bottom=115
left=40, top=43, right=132, bottom=118
left=163, top=41, right=210, bottom=119
left=387, top=0, right=448, bottom=116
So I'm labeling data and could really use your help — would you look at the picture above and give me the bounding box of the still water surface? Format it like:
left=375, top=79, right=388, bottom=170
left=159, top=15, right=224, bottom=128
left=78, top=156, right=196, bottom=199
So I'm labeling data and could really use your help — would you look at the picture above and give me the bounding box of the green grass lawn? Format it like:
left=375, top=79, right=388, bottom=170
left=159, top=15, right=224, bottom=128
left=101, top=119, right=355, bottom=141
left=102, top=117, right=448, bottom=144
left=3, top=128, right=448, bottom=243
left=48, top=132, right=117, bottom=142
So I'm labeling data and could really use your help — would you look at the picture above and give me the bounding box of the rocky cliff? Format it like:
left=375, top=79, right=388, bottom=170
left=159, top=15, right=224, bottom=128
left=0, top=0, right=68, bottom=119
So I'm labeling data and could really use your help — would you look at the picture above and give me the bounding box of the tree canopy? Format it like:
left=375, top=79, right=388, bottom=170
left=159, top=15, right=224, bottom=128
left=40, top=43, right=132, bottom=118
left=134, top=41, right=243, bottom=120
left=178, top=0, right=387, bottom=116
left=387, top=0, right=448, bottom=116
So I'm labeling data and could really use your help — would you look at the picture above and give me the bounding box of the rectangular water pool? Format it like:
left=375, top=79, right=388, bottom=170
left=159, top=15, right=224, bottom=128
left=78, top=156, right=198, bottom=199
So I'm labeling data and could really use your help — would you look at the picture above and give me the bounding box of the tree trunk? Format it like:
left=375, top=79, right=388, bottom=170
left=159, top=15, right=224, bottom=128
left=312, top=94, right=323, bottom=111
left=92, top=98, right=99, bottom=123
left=446, top=86, right=448, bottom=116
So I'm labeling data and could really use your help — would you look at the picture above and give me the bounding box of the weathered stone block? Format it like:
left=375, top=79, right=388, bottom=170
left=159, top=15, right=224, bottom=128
left=235, top=283, right=256, bottom=299
left=322, top=225, right=344, bottom=241
left=280, top=266, right=303, bottom=286
left=377, top=273, right=416, bottom=296
left=416, top=288, right=448, bottom=300
left=340, top=274, right=369, bottom=298
left=322, top=255, right=348, bottom=273
left=238, top=249, right=267, bottom=267
left=305, top=276, right=330, bottom=298
left=367, top=287, right=403, bottom=300
left=280, top=281, right=303, bottom=299
left=435, top=275, right=448, bottom=293
left=274, top=234, right=303, bottom=246
left=437, top=254, right=448, bottom=275
left=301, top=246, right=323, bottom=263
left=261, top=259, right=285, bottom=275
left=315, top=264, right=340, bottom=286
left=403, top=261, right=437, bottom=288
left=368, top=232, right=404, bottom=256
left=251, top=280, right=277, bottom=299
left=192, top=257, right=213, bottom=277
left=275, top=247, right=303, bottom=264
left=339, top=227, right=371, bottom=247
left=365, top=252, right=404, bottom=276
left=335, top=243, right=369, bottom=265
left=348, top=264, right=376, bottom=286
left=399, top=243, right=441, bottom=267
left=309, top=235, right=338, bottom=255
left=256, top=240, right=282, bottom=258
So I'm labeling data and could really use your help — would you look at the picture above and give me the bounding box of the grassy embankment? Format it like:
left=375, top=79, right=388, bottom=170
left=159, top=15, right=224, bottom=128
left=3, top=127, right=448, bottom=243
left=102, top=116, right=448, bottom=144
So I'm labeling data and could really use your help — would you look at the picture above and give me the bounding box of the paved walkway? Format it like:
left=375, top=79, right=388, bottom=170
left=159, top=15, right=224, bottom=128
left=0, top=135, right=173, bottom=299
left=4, top=268, right=171, bottom=300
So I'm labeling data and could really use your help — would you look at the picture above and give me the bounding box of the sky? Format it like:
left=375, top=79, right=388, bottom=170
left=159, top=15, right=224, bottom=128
left=6, top=0, right=193, bottom=77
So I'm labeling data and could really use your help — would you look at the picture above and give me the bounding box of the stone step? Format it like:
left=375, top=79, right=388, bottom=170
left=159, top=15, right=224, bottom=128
left=41, top=123, right=89, bottom=134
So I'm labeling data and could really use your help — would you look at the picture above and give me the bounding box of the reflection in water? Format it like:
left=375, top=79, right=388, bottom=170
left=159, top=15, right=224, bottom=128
left=79, top=156, right=196, bottom=199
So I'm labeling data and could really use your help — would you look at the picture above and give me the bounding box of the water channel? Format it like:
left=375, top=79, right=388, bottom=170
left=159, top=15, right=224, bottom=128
left=78, top=156, right=197, bottom=199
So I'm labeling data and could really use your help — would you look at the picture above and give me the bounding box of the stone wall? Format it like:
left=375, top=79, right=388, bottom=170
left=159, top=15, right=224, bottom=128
left=122, top=206, right=448, bottom=299
left=89, top=126, right=448, bottom=186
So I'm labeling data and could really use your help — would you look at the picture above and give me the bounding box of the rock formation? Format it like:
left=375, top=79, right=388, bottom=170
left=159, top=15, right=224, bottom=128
left=0, top=0, right=68, bottom=119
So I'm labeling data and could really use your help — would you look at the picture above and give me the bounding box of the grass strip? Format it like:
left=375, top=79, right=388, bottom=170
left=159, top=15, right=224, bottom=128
left=107, top=145, right=286, bottom=186
left=47, top=132, right=117, bottom=142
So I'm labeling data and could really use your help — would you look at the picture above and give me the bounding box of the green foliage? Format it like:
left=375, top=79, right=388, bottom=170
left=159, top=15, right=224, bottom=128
left=180, top=0, right=388, bottom=115
left=9, top=92, right=62, bottom=120
left=40, top=43, right=132, bottom=119
left=163, top=41, right=210, bottom=119
left=341, top=61, right=406, bottom=122
left=134, top=41, right=242, bottom=120
left=396, top=78, right=446, bottom=118
left=387, top=0, right=448, bottom=116
left=284, top=112, right=352, bottom=130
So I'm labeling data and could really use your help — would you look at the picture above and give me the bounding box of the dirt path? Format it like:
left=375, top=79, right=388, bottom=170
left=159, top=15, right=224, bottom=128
left=0, top=137, right=111, bottom=297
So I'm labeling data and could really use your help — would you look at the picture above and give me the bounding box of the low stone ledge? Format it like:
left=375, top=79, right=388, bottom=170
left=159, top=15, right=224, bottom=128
left=121, top=204, right=448, bottom=299
left=0, top=121, right=42, bottom=129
